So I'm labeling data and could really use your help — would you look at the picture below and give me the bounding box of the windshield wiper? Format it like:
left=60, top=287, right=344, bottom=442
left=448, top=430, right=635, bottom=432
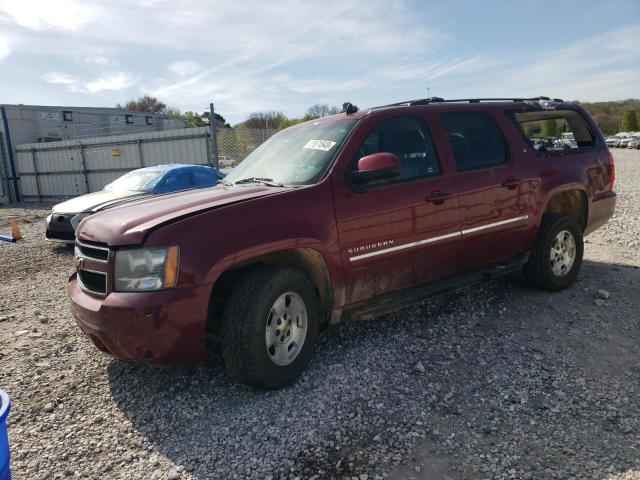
left=218, top=179, right=234, bottom=186
left=233, top=177, right=284, bottom=187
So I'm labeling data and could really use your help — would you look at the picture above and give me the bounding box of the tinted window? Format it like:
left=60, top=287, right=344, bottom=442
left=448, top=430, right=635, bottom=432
left=510, top=109, right=595, bottom=155
left=192, top=168, right=217, bottom=187
left=441, top=111, right=507, bottom=171
left=355, top=115, right=440, bottom=183
left=163, top=172, right=193, bottom=191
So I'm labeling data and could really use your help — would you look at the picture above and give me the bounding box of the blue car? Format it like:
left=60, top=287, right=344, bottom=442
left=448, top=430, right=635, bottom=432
left=46, top=164, right=224, bottom=243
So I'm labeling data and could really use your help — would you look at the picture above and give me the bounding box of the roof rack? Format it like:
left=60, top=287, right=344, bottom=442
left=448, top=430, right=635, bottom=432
left=373, top=96, right=564, bottom=109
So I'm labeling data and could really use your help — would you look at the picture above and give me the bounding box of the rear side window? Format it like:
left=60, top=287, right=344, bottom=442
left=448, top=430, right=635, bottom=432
left=163, top=172, right=193, bottom=191
left=441, top=111, right=507, bottom=171
left=510, top=109, right=595, bottom=155
left=355, top=115, right=441, bottom=184
left=192, top=169, right=217, bottom=187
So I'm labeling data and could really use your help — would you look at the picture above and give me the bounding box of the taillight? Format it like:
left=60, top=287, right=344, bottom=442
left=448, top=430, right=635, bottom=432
left=607, top=149, right=615, bottom=189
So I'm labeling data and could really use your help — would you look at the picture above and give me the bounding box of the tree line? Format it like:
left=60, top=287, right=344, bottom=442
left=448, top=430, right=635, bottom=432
left=117, top=95, right=638, bottom=135
left=576, top=99, right=639, bottom=134
left=116, top=96, right=356, bottom=130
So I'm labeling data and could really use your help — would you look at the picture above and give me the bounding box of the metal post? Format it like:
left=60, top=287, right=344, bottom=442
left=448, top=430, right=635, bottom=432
left=31, top=148, right=42, bottom=201
left=136, top=139, right=145, bottom=167
left=204, top=133, right=213, bottom=167
left=1, top=106, right=20, bottom=202
left=209, top=103, right=220, bottom=171
left=78, top=144, right=90, bottom=194
left=0, top=133, right=9, bottom=200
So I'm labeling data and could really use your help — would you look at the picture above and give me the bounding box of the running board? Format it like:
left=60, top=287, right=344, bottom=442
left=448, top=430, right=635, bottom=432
left=345, top=252, right=530, bottom=322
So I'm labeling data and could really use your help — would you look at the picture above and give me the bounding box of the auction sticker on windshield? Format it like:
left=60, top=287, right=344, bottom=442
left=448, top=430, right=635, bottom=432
left=303, top=140, right=337, bottom=151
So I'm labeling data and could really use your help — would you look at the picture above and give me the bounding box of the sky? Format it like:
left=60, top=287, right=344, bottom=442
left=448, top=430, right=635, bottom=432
left=0, top=0, right=639, bottom=125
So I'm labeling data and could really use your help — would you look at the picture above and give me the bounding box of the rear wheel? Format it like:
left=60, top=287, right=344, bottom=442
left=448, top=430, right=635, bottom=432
left=523, top=214, right=584, bottom=291
left=221, top=265, right=319, bottom=389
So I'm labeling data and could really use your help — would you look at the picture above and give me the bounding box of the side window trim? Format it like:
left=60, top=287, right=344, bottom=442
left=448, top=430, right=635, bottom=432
left=349, top=114, right=443, bottom=189
left=506, top=108, right=599, bottom=157
left=440, top=110, right=510, bottom=173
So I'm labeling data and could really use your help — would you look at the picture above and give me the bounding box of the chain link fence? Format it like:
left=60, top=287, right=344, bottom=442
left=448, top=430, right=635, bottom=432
left=214, top=127, right=274, bottom=170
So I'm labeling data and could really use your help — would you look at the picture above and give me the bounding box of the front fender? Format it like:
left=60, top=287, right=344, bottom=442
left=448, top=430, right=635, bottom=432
left=144, top=182, right=346, bottom=310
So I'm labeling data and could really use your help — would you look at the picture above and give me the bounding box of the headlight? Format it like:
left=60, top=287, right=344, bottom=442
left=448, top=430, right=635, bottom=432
left=114, top=245, right=179, bottom=292
left=70, top=213, right=91, bottom=231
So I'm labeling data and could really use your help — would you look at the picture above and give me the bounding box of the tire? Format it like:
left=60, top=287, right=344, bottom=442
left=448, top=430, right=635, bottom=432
left=221, top=265, right=319, bottom=389
left=523, top=213, right=584, bottom=291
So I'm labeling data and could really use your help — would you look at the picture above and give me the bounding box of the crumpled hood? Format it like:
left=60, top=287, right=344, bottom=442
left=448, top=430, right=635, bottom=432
left=52, top=189, right=146, bottom=214
left=76, top=185, right=286, bottom=246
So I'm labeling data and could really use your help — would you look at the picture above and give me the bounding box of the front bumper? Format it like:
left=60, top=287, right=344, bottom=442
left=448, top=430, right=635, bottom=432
left=46, top=213, right=77, bottom=243
left=68, top=273, right=211, bottom=364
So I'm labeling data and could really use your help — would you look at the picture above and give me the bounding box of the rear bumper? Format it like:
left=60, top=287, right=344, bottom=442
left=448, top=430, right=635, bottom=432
left=68, top=273, right=210, bottom=364
left=584, top=191, right=616, bottom=236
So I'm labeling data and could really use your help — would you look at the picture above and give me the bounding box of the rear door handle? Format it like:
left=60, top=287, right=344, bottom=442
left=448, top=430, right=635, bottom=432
left=502, top=177, right=523, bottom=189
left=425, top=190, right=453, bottom=205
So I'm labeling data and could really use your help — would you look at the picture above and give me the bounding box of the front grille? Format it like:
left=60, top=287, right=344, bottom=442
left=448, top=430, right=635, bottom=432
left=76, top=240, right=109, bottom=262
left=75, top=240, right=110, bottom=296
left=78, top=270, right=107, bottom=295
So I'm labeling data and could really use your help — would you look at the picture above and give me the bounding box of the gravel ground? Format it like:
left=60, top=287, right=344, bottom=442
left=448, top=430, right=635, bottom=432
left=1, top=149, right=639, bottom=480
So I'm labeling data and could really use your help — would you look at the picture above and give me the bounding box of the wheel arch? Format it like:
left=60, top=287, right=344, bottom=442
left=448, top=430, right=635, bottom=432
left=206, top=247, right=334, bottom=336
left=540, top=186, right=588, bottom=232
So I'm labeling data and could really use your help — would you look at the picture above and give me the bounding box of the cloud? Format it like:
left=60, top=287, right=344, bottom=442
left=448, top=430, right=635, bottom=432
left=0, top=0, right=95, bottom=30
left=43, top=71, right=78, bottom=85
left=167, top=60, right=202, bottom=77
left=0, top=34, right=10, bottom=61
left=500, top=25, right=640, bottom=100
left=43, top=71, right=139, bottom=94
left=381, top=55, right=498, bottom=83
left=85, top=73, right=139, bottom=93
left=0, top=1, right=638, bottom=122
left=83, top=56, right=116, bottom=67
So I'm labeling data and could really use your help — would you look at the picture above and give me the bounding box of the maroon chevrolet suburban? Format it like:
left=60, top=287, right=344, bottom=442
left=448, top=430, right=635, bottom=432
left=68, top=97, right=616, bottom=389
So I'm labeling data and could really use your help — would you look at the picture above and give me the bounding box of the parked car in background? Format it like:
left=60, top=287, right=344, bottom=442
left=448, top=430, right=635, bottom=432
left=560, top=132, right=577, bottom=147
left=46, top=164, right=224, bottom=243
left=605, top=137, right=619, bottom=148
left=68, top=97, right=615, bottom=389
left=620, top=135, right=640, bottom=149
left=628, top=138, right=640, bottom=149
left=607, top=132, right=636, bottom=148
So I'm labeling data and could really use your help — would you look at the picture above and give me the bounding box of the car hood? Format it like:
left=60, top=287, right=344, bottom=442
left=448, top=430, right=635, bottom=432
left=76, top=185, right=287, bottom=246
left=52, top=190, right=148, bottom=214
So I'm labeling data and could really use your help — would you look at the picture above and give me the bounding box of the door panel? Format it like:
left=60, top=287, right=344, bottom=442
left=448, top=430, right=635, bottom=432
left=332, top=114, right=461, bottom=304
left=439, top=110, right=534, bottom=270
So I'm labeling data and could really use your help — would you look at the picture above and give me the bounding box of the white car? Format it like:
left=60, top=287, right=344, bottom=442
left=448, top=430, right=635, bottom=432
left=619, top=135, right=640, bottom=148
left=607, top=133, right=634, bottom=148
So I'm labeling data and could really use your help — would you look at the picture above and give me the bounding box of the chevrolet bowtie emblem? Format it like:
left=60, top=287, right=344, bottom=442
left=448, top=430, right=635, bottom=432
left=74, top=256, right=83, bottom=271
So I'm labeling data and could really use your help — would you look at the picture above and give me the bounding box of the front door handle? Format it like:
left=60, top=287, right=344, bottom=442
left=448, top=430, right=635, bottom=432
left=425, top=190, right=453, bottom=205
left=502, top=177, right=523, bottom=189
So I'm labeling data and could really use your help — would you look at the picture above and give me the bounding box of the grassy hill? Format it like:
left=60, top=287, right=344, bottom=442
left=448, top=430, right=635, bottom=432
left=575, top=99, right=640, bottom=135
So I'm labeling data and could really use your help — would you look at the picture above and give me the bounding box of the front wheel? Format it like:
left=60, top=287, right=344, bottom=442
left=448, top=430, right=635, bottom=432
left=523, top=214, right=584, bottom=291
left=221, top=266, right=319, bottom=389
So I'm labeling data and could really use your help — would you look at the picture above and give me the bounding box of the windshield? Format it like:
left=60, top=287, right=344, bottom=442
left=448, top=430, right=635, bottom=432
left=104, top=170, right=164, bottom=192
left=225, top=118, right=357, bottom=186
